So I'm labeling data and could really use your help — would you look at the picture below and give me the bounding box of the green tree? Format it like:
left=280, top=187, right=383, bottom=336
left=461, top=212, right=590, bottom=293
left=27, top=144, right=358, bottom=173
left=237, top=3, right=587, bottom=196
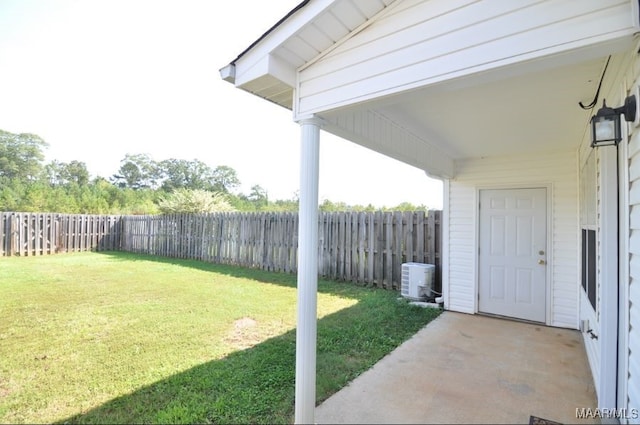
left=158, top=160, right=241, bottom=194
left=389, top=202, right=428, bottom=212
left=0, top=130, right=48, bottom=181
left=211, top=165, right=240, bottom=193
left=97, top=178, right=159, bottom=215
left=270, top=197, right=299, bottom=212
left=248, top=184, right=269, bottom=209
left=44, top=160, right=90, bottom=187
left=44, top=160, right=65, bottom=186
left=159, top=158, right=215, bottom=191
left=227, top=193, right=256, bottom=212
left=320, top=199, right=352, bottom=212
left=111, top=153, right=160, bottom=190
left=64, top=160, right=90, bottom=186
left=0, top=178, right=26, bottom=211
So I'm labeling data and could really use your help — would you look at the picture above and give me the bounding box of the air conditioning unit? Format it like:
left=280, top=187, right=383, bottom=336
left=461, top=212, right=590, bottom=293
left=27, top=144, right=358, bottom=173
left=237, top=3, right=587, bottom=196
left=401, top=263, right=435, bottom=300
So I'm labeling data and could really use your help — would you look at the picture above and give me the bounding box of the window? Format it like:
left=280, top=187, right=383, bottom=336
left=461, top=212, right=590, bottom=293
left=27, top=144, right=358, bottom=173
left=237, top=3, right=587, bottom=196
left=581, top=229, right=597, bottom=311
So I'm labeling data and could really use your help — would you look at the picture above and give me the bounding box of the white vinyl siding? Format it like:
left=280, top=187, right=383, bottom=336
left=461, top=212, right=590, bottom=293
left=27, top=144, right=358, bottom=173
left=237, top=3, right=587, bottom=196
left=628, top=77, right=640, bottom=417
left=446, top=150, right=578, bottom=328
left=447, top=182, right=475, bottom=313
left=297, top=0, right=636, bottom=116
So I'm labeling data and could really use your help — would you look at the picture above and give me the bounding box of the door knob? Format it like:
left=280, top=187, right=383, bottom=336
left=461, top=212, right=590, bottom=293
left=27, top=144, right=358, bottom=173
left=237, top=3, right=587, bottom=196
left=538, top=259, right=546, bottom=265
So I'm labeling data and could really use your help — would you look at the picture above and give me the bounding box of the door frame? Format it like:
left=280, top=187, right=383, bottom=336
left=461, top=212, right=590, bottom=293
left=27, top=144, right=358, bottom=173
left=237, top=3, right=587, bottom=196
left=475, top=184, right=553, bottom=325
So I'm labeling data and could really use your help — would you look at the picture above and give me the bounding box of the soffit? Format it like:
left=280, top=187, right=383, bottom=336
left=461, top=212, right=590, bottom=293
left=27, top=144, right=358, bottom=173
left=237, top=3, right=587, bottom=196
left=382, top=57, right=607, bottom=160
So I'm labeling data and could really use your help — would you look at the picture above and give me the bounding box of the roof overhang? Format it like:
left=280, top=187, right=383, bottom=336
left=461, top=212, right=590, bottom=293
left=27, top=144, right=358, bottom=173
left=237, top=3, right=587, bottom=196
left=221, top=0, right=640, bottom=179
left=220, top=0, right=395, bottom=109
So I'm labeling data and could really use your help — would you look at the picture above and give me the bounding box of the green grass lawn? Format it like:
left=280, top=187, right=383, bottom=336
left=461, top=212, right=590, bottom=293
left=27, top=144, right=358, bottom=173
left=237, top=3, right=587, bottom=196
left=0, top=251, right=441, bottom=424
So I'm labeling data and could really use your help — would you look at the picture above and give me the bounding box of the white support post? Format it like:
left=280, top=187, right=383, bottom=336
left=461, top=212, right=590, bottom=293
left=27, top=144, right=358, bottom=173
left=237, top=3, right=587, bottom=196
left=442, top=178, right=450, bottom=310
left=295, top=117, right=321, bottom=425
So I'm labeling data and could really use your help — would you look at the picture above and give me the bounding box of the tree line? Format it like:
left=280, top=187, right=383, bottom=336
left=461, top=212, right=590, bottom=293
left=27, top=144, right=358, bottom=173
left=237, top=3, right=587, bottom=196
left=0, top=129, right=430, bottom=214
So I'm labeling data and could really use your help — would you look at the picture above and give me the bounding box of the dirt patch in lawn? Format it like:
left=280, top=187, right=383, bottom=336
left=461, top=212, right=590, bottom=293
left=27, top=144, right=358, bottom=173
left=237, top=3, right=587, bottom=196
left=224, top=317, right=263, bottom=350
left=0, top=377, right=15, bottom=398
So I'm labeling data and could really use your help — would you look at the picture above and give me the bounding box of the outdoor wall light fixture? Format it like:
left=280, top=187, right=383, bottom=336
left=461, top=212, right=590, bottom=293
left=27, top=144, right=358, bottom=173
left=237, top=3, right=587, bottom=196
left=590, top=95, right=637, bottom=147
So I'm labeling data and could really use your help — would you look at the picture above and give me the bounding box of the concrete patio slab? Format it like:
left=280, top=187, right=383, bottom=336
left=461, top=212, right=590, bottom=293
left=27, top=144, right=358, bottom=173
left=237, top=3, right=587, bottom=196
left=315, top=311, right=597, bottom=424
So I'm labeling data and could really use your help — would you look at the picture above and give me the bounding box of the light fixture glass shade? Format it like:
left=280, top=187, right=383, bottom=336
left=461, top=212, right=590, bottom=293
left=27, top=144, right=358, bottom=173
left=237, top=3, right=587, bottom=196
left=591, top=103, right=621, bottom=147
left=595, top=118, right=616, bottom=140
left=591, top=116, right=620, bottom=146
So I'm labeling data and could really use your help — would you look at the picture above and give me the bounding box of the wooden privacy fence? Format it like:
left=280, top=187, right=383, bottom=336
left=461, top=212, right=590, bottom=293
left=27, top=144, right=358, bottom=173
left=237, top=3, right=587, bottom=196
left=120, top=211, right=441, bottom=290
left=1, top=210, right=441, bottom=290
left=0, top=212, right=122, bottom=256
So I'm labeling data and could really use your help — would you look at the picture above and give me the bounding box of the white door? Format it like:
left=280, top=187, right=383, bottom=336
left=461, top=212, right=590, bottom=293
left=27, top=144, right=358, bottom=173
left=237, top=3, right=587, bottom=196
left=479, top=188, right=547, bottom=322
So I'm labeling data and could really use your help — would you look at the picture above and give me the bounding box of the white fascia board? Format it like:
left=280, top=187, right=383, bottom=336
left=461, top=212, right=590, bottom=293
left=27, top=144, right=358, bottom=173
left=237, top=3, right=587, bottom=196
left=235, top=54, right=297, bottom=89
left=234, top=55, right=269, bottom=87
left=219, top=64, right=235, bottom=84
left=229, top=0, right=337, bottom=89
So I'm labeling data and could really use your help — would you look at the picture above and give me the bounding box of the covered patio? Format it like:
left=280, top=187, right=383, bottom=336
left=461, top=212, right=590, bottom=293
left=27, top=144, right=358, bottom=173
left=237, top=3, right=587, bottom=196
left=315, top=311, right=597, bottom=424
left=221, top=1, right=639, bottom=421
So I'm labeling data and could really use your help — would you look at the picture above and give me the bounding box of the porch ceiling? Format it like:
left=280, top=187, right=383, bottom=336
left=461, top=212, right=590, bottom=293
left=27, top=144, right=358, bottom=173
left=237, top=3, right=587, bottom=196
left=328, top=55, right=607, bottom=163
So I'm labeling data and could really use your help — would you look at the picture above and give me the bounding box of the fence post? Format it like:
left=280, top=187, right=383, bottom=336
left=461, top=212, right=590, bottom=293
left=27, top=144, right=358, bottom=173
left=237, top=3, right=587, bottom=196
left=416, top=211, right=425, bottom=263
left=404, top=211, right=413, bottom=265
left=9, top=213, right=17, bottom=256
left=427, top=211, right=436, bottom=265
left=0, top=213, right=4, bottom=256
left=13, top=213, right=19, bottom=256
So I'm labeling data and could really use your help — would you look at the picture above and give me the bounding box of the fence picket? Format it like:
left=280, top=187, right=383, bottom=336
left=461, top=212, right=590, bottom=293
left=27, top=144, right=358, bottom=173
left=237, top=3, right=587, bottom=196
left=344, top=212, right=352, bottom=282
left=404, top=211, right=413, bottom=265
left=352, top=213, right=358, bottom=281
left=0, top=214, right=6, bottom=256
left=427, top=210, right=436, bottom=266
left=357, top=213, right=365, bottom=284
left=384, top=212, right=393, bottom=289
left=21, top=214, right=26, bottom=254
left=34, top=213, right=41, bottom=256
left=374, top=211, right=384, bottom=286
left=394, top=211, right=403, bottom=288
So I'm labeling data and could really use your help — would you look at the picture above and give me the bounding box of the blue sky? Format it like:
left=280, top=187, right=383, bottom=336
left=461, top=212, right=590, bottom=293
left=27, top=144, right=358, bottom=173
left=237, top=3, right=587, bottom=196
left=0, top=0, right=443, bottom=208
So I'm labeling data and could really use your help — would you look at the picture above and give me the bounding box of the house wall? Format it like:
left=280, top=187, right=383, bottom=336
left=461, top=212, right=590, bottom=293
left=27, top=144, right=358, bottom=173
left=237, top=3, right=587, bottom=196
left=616, top=47, right=640, bottom=419
left=296, top=0, right=636, bottom=117
left=628, top=85, right=640, bottom=417
left=578, top=147, right=602, bottom=398
left=575, top=44, right=640, bottom=415
left=445, top=150, right=578, bottom=329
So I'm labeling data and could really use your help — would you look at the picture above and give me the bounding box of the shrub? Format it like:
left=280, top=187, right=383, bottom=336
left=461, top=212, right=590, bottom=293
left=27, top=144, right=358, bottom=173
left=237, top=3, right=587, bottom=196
left=157, top=189, right=235, bottom=214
